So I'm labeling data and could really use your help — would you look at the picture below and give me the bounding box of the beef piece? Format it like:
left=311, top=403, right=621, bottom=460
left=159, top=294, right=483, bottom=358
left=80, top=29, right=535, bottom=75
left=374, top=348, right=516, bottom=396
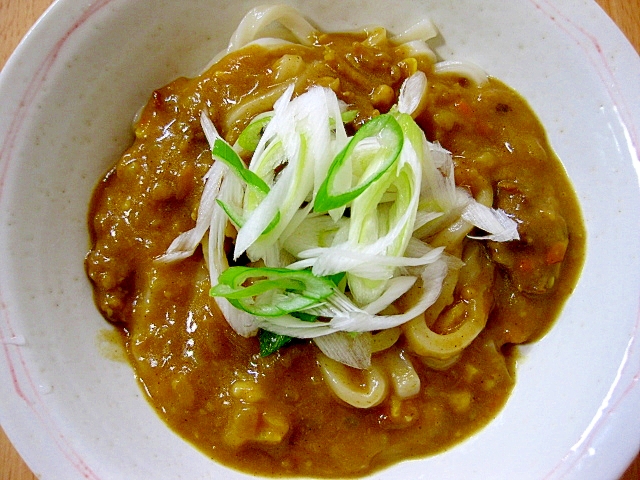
left=487, top=180, right=568, bottom=294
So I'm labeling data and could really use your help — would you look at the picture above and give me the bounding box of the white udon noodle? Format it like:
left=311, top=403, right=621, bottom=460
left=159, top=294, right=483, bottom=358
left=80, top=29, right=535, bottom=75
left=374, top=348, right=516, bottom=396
left=160, top=5, right=499, bottom=408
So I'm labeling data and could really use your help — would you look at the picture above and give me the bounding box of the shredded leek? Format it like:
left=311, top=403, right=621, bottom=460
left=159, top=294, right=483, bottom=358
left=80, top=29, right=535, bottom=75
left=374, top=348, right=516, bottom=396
left=162, top=73, right=520, bottom=367
left=259, top=329, right=293, bottom=356
left=211, top=266, right=335, bottom=317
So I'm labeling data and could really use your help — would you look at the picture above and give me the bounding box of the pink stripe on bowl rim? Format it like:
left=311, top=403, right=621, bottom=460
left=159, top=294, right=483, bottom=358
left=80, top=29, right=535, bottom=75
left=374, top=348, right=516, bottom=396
left=0, top=0, right=116, bottom=478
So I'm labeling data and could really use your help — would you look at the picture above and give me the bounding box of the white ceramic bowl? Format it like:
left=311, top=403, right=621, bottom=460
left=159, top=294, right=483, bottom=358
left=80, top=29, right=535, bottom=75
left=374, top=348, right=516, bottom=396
left=1, top=1, right=639, bottom=479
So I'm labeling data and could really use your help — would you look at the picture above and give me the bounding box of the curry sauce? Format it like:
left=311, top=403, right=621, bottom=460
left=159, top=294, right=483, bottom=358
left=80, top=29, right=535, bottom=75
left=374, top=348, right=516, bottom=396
left=86, top=30, right=585, bottom=477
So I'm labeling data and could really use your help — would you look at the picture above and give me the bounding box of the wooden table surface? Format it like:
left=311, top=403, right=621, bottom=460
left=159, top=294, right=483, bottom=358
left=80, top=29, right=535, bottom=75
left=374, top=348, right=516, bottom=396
left=1, top=0, right=639, bottom=478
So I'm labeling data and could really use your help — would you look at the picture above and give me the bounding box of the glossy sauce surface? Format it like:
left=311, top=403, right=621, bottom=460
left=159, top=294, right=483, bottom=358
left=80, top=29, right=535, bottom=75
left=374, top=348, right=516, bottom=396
left=86, top=31, right=585, bottom=477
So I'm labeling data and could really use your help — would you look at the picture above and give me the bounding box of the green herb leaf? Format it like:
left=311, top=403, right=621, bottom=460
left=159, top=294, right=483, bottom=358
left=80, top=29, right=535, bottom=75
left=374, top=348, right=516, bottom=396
left=259, top=329, right=293, bottom=356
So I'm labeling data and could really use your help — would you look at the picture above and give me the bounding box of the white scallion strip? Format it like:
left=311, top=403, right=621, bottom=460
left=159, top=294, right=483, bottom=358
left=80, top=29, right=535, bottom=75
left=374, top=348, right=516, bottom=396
left=361, top=276, right=417, bottom=315
left=397, top=71, right=428, bottom=118
left=281, top=212, right=348, bottom=257
left=235, top=85, right=345, bottom=260
left=291, top=245, right=443, bottom=279
left=413, top=210, right=445, bottom=231
left=259, top=259, right=448, bottom=338
left=207, top=177, right=259, bottom=337
left=329, top=260, right=447, bottom=332
left=419, top=140, right=459, bottom=212
left=462, top=201, right=520, bottom=241
left=156, top=159, right=227, bottom=263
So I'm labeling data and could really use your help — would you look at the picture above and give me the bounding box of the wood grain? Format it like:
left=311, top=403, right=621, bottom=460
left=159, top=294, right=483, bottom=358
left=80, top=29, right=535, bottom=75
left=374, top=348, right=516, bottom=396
left=0, top=0, right=638, bottom=479
left=596, top=0, right=640, bottom=53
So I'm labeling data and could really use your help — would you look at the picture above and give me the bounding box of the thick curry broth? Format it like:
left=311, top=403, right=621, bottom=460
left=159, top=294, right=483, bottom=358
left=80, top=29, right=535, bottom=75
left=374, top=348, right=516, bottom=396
left=86, top=31, right=585, bottom=477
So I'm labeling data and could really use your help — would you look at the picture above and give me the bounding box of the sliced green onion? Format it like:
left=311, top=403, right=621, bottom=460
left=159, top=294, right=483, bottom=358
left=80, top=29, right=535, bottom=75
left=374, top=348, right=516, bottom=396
left=343, top=112, right=422, bottom=304
left=210, top=266, right=335, bottom=317
left=313, top=113, right=404, bottom=213
left=340, top=110, right=358, bottom=124
left=237, top=114, right=272, bottom=152
left=216, top=199, right=245, bottom=227
left=216, top=193, right=282, bottom=234
left=212, top=138, right=270, bottom=194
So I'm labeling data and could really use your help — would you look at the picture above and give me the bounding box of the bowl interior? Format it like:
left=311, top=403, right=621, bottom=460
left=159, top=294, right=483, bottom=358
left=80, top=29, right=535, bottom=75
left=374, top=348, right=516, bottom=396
left=0, top=0, right=639, bottom=479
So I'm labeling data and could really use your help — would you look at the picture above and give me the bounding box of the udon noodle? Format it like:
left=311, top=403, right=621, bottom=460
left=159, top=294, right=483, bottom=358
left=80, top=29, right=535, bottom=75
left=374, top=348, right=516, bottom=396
left=86, top=5, right=585, bottom=477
